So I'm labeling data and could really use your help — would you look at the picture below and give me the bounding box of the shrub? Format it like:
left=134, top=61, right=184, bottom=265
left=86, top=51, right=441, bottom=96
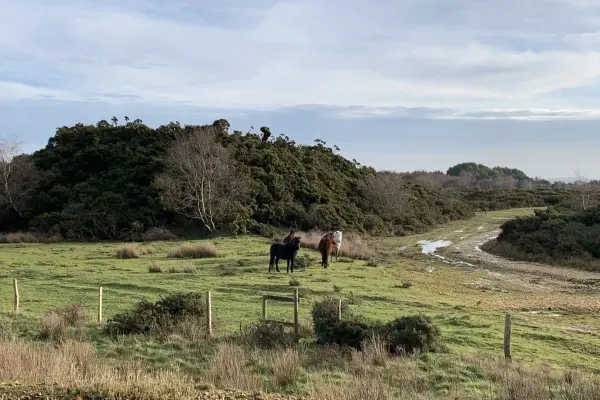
left=311, top=298, right=441, bottom=355
left=241, top=321, right=296, bottom=349
left=383, top=314, right=440, bottom=354
left=327, top=318, right=384, bottom=349
left=141, top=227, right=177, bottom=242
left=289, top=277, right=301, bottom=287
left=105, top=292, right=208, bottom=336
left=115, top=244, right=139, bottom=259
left=168, top=243, right=217, bottom=259
left=312, top=297, right=351, bottom=345
left=293, top=255, right=311, bottom=269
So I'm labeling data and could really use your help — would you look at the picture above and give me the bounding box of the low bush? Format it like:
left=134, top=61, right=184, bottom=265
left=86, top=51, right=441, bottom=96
left=311, top=298, right=440, bottom=355
left=241, top=321, right=297, bottom=349
left=168, top=243, right=217, bottom=259
left=384, top=314, right=440, bottom=354
left=141, top=227, right=177, bottom=242
left=105, top=292, right=209, bottom=336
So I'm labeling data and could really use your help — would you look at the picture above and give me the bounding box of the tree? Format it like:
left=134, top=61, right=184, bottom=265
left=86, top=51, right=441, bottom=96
left=360, top=172, right=409, bottom=222
left=154, top=126, right=251, bottom=233
left=0, top=135, right=40, bottom=217
left=572, top=168, right=598, bottom=211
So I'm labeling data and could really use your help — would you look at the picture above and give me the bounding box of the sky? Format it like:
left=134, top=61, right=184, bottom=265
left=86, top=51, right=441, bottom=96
left=1, top=0, right=600, bottom=180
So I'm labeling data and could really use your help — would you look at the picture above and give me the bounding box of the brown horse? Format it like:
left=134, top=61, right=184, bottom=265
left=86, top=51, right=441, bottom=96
left=318, top=232, right=336, bottom=268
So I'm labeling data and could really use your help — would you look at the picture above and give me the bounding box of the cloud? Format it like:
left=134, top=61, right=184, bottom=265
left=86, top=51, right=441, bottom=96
left=1, top=0, right=600, bottom=116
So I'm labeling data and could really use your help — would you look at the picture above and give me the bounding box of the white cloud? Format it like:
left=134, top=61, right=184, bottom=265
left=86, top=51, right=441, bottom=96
left=1, top=0, right=600, bottom=118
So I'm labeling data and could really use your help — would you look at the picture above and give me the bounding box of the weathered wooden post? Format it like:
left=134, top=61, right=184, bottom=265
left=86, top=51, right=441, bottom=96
left=13, top=279, right=19, bottom=314
left=98, top=286, right=103, bottom=322
left=504, top=314, right=512, bottom=360
left=337, top=298, right=342, bottom=321
left=262, top=296, right=268, bottom=321
left=293, top=289, right=299, bottom=342
left=206, top=291, right=212, bottom=338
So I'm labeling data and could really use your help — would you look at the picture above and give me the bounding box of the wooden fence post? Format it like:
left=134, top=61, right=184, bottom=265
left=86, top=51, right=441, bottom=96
left=504, top=314, right=512, bottom=360
left=337, top=298, right=342, bottom=321
left=98, top=286, right=103, bottom=322
left=13, top=279, right=19, bottom=314
left=293, top=289, right=299, bottom=342
left=206, top=291, right=212, bottom=338
left=262, top=297, right=268, bottom=321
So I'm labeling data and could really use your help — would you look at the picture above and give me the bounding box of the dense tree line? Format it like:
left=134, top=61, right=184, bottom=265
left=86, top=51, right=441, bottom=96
left=0, top=118, right=578, bottom=240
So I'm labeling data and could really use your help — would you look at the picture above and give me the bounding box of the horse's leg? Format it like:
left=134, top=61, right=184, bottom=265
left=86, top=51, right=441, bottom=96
left=290, top=257, right=294, bottom=273
left=275, top=256, right=280, bottom=272
left=287, top=258, right=290, bottom=273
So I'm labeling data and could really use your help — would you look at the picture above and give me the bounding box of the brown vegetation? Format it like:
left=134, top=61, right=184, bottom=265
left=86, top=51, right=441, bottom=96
left=168, top=243, right=217, bottom=259
left=115, top=244, right=140, bottom=259
left=299, top=231, right=377, bottom=260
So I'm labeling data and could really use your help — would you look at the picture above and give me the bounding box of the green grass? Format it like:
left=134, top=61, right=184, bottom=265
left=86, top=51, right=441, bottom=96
left=1, top=207, right=600, bottom=393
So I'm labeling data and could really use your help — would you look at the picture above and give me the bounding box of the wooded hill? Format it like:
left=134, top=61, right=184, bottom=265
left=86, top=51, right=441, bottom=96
left=483, top=201, right=600, bottom=269
left=0, top=118, right=578, bottom=240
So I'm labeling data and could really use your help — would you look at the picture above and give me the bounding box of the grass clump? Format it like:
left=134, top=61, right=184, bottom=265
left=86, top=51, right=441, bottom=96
left=105, top=292, right=210, bottom=336
left=168, top=243, right=217, bottom=259
left=115, top=244, right=140, bottom=259
left=148, top=262, right=162, bottom=273
left=38, top=302, right=88, bottom=342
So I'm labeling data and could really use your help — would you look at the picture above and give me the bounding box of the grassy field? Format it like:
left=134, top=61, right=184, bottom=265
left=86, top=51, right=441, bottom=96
left=1, top=207, right=600, bottom=398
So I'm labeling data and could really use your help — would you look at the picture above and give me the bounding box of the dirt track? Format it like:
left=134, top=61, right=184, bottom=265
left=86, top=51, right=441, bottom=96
left=439, top=229, right=600, bottom=293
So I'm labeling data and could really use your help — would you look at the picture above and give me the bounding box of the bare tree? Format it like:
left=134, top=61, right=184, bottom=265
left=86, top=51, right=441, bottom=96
left=361, top=172, right=410, bottom=222
left=572, top=168, right=596, bottom=210
left=154, top=126, right=250, bottom=232
left=0, top=135, right=39, bottom=217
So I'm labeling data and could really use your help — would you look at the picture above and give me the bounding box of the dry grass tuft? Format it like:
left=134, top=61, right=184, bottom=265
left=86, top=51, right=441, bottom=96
left=0, top=340, right=196, bottom=398
left=298, top=231, right=377, bottom=260
left=269, top=348, right=303, bottom=390
left=148, top=261, right=162, bottom=273
left=310, top=370, right=395, bottom=400
left=182, top=264, right=197, bottom=274
left=352, top=335, right=389, bottom=367
left=0, top=232, right=40, bottom=244
left=39, top=303, right=88, bottom=342
left=168, top=243, right=217, bottom=259
left=115, top=244, right=140, bottom=259
left=205, top=342, right=263, bottom=392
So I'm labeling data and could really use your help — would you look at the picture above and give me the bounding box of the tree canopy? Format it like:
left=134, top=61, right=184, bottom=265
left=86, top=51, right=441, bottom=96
left=0, top=118, right=576, bottom=240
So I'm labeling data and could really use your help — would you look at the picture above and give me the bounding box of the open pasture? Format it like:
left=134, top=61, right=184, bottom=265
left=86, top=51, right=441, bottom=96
left=0, top=207, right=599, bottom=375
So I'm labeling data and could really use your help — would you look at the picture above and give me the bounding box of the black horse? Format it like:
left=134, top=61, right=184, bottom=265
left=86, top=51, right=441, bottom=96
left=269, top=237, right=301, bottom=273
